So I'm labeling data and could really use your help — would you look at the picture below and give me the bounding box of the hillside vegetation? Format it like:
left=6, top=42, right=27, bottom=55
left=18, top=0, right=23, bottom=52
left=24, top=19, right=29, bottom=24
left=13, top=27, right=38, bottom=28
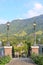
left=0, top=15, right=43, bottom=45
left=0, top=15, right=43, bottom=35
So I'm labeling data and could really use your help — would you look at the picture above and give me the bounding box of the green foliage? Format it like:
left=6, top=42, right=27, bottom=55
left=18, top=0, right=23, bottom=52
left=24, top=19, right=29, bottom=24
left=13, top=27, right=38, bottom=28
left=25, top=41, right=31, bottom=49
left=0, top=15, right=43, bottom=35
left=31, top=54, right=43, bottom=65
left=0, top=56, right=11, bottom=65
left=0, top=15, right=43, bottom=45
left=25, top=41, right=31, bottom=56
left=14, top=42, right=28, bottom=56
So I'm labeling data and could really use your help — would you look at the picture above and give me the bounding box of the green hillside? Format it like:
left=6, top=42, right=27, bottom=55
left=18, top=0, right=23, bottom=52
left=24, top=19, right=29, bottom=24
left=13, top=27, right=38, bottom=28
left=0, top=14, right=43, bottom=35
left=0, top=15, right=43, bottom=45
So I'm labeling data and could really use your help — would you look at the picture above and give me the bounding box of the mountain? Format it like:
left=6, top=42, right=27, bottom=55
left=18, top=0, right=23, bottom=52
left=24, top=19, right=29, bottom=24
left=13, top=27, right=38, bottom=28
left=0, top=15, right=43, bottom=36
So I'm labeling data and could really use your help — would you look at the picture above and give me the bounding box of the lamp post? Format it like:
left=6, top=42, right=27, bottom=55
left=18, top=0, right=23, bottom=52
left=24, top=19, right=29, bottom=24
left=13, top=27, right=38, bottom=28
left=38, top=38, right=40, bottom=44
left=6, top=22, right=10, bottom=46
left=33, top=22, right=36, bottom=45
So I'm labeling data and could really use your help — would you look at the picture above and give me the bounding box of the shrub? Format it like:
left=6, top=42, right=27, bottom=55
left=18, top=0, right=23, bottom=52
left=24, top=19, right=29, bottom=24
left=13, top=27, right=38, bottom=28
left=31, top=54, right=43, bottom=65
left=0, top=56, right=11, bottom=65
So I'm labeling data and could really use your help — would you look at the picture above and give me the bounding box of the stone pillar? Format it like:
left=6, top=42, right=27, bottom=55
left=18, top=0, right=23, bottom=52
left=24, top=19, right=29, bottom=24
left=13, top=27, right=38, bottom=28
left=31, top=46, right=39, bottom=54
left=4, top=46, right=12, bottom=57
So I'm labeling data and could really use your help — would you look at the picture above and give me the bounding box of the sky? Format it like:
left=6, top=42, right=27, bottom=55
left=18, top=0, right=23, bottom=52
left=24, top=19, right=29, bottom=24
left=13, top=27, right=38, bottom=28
left=0, top=0, right=43, bottom=24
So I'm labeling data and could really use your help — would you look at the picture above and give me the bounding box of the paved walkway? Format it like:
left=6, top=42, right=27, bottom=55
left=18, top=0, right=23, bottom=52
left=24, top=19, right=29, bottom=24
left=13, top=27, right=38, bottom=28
left=6, top=58, right=36, bottom=65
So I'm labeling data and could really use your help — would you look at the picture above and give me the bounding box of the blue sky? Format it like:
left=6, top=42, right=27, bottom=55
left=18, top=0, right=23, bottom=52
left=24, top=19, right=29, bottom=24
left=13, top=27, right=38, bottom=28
left=0, top=0, right=43, bottom=24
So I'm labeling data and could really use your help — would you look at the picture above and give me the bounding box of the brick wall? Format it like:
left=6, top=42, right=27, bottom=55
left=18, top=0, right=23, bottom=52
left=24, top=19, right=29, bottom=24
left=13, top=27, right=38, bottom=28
left=31, top=46, right=39, bottom=54
left=4, top=46, right=12, bottom=57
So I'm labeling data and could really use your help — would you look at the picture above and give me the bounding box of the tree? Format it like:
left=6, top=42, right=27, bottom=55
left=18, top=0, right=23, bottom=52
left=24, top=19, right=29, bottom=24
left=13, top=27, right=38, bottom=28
left=25, top=41, right=31, bottom=57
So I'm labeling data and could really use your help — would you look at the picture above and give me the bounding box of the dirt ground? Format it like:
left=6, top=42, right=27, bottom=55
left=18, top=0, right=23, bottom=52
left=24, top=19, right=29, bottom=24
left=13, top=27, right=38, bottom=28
left=6, top=58, right=36, bottom=65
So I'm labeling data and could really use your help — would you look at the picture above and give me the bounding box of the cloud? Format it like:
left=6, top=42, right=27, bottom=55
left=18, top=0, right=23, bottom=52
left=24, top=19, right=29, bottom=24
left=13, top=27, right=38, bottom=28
left=25, top=3, right=43, bottom=18
left=34, top=3, right=42, bottom=10
left=0, top=19, right=7, bottom=24
left=15, top=18, right=23, bottom=20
